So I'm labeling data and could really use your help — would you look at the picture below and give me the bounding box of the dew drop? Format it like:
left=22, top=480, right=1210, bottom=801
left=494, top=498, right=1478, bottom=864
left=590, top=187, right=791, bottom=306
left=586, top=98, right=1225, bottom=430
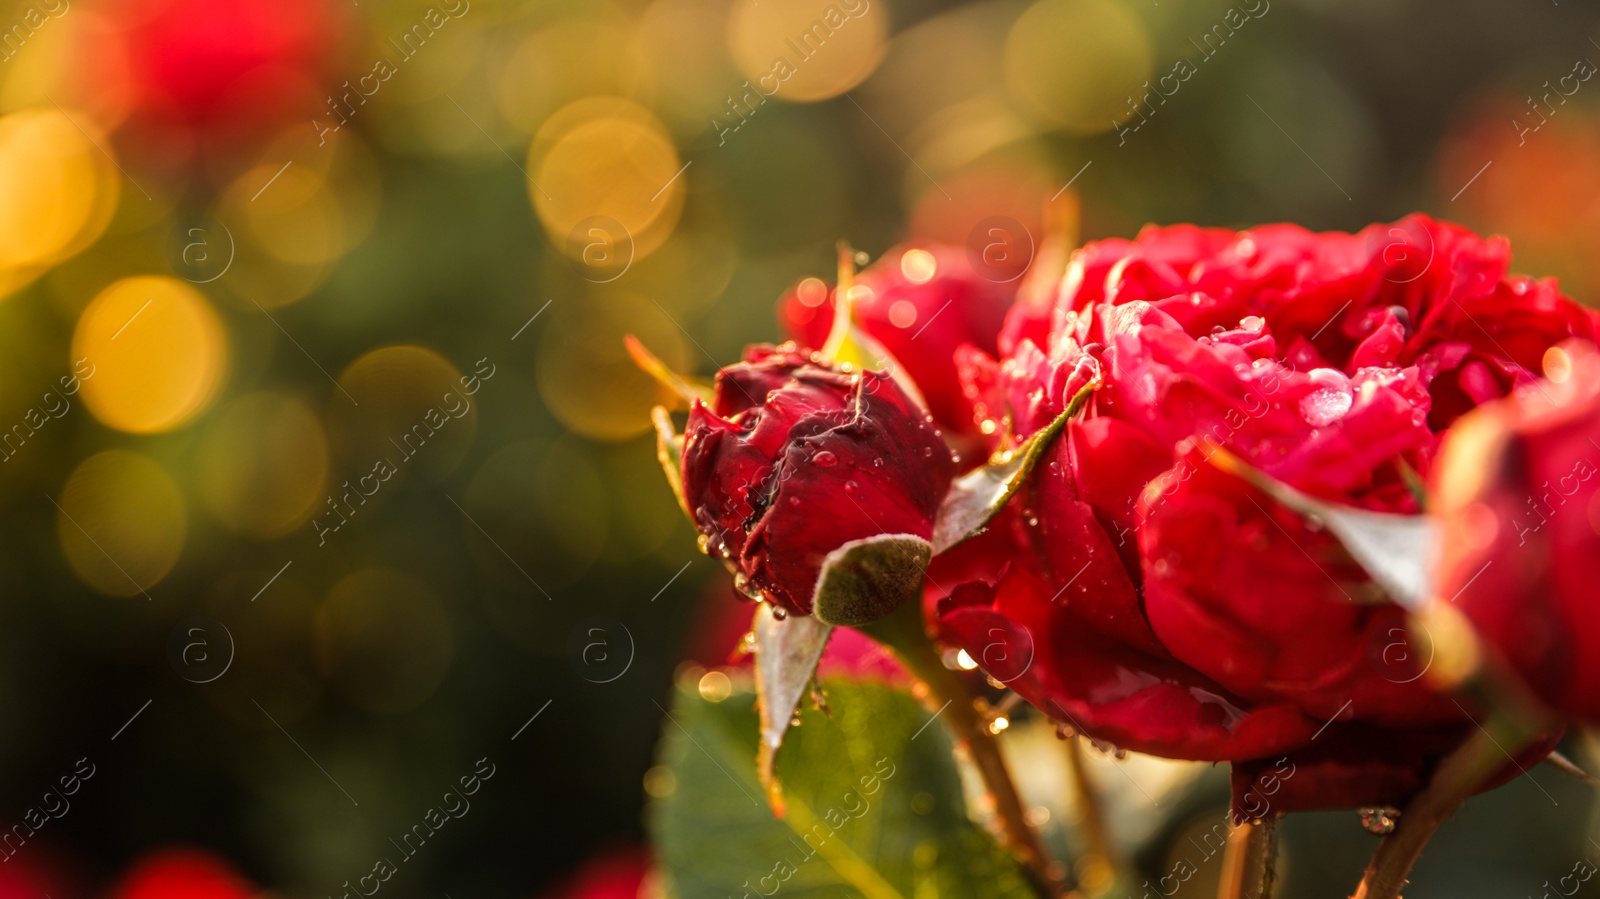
left=844, top=480, right=859, bottom=495
left=1358, top=806, right=1400, bottom=836
left=813, top=451, right=838, bottom=468
left=696, top=534, right=711, bottom=555
left=1298, top=368, right=1354, bottom=427
left=771, top=606, right=788, bottom=621
left=733, top=572, right=762, bottom=599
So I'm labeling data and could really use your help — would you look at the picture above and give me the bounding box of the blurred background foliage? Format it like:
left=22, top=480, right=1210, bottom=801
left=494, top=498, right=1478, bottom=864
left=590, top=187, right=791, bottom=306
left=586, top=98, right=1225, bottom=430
left=0, top=0, right=1596, bottom=895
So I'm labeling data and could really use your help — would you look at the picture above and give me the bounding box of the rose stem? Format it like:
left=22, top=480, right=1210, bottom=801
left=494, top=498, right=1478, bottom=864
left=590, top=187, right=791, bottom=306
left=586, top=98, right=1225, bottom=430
left=1216, top=815, right=1277, bottom=899
left=1063, top=735, right=1127, bottom=893
left=1352, top=716, right=1536, bottom=899
left=863, top=599, right=1064, bottom=898
left=1258, top=815, right=1280, bottom=899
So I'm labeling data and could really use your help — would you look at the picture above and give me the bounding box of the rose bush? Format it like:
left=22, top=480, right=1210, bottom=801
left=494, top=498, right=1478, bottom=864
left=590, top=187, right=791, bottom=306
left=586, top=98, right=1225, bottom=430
left=680, top=345, right=956, bottom=622
left=935, top=214, right=1597, bottom=814
left=1432, top=339, right=1600, bottom=722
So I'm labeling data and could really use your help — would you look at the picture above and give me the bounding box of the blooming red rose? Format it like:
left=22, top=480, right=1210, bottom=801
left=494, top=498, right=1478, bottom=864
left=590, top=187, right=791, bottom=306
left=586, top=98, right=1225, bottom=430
left=1432, top=340, right=1600, bottom=721
left=779, top=243, right=1014, bottom=443
left=681, top=344, right=957, bottom=622
left=938, top=215, right=1599, bottom=813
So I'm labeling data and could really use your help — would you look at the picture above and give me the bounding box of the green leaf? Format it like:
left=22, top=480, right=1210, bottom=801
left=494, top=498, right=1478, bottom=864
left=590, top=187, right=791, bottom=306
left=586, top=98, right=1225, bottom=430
left=650, top=678, right=1037, bottom=899
left=1208, top=448, right=1438, bottom=609
left=810, top=534, right=933, bottom=628
left=752, top=604, right=833, bottom=809
left=932, top=380, right=1097, bottom=555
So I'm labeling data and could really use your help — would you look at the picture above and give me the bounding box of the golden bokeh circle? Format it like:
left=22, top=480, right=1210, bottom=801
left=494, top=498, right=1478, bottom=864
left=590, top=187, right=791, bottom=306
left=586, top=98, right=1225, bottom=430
left=315, top=569, right=454, bottom=714
left=224, top=159, right=342, bottom=267
left=196, top=392, right=330, bottom=539
left=497, top=11, right=646, bottom=134
left=530, top=98, right=685, bottom=264
left=73, top=276, right=228, bottom=434
left=332, top=345, right=481, bottom=485
left=1004, top=0, right=1153, bottom=134
left=56, top=450, right=187, bottom=597
left=0, top=107, right=119, bottom=288
left=728, top=0, right=888, bottom=102
left=535, top=293, right=689, bottom=441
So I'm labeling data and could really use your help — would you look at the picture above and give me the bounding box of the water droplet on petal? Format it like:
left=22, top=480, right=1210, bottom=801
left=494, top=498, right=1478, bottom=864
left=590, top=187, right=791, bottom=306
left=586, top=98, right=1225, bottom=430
left=1298, top=368, right=1354, bottom=427
left=813, top=451, right=838, bottom=468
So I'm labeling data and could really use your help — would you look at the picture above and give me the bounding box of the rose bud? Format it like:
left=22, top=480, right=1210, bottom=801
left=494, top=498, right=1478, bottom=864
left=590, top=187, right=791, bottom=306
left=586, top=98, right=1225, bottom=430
left=940, top=215, right=1597, bottom=816
left=681, top=344, right=957, bottom=626
left=1431, top=340, right=1600, bottom=721
left=779, top=243, right=1014, bottom=442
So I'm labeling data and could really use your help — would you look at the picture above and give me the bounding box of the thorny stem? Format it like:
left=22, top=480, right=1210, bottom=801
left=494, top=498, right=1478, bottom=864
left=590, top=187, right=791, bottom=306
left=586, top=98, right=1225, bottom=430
left=863, top=599, right=1064, bottom=898
left=1352, top=716, right=1539, bottom=899
left=1259, top=815, right=1280, bottom=899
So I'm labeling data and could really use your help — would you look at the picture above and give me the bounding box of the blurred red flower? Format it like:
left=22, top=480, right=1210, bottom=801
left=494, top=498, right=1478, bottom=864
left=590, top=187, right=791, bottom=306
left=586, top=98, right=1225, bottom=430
left=1433, top=339, right=1600, bottom=721
left=109, top=847, right=255, bottom=899
left=85, top=0, right=350, bottom=162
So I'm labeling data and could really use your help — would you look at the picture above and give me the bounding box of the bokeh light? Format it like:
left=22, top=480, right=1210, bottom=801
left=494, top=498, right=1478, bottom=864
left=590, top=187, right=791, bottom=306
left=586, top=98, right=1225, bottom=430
left=531, top=97, right=685, bottom=264
left=0, top=107, right=120, bottom=297
left=56, top=450, right=187, bottom=597
left=728, top=0, right=888, bottom=102
left=535, top=292, right=689, bottom=441
left=73, top=275, right=228, bottom=434
left=1003, top=0, right=1152, bottom=134
left=196, top=392, right=330, bottom=539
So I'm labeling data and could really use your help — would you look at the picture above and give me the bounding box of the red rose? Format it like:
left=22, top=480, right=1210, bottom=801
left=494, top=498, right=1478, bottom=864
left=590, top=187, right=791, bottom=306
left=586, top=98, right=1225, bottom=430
left=1432, top=340, right=1600, bottom=721
left=779, top=243, right=1014, bottom=443
left=939, top=215, right=1598, bottom=812
left=681, top=345, right=957, bottom=622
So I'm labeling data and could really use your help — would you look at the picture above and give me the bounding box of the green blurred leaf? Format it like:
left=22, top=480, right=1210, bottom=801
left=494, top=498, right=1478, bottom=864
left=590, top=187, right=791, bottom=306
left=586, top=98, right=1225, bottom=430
left=651, top=679, right=1036, bottom=899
